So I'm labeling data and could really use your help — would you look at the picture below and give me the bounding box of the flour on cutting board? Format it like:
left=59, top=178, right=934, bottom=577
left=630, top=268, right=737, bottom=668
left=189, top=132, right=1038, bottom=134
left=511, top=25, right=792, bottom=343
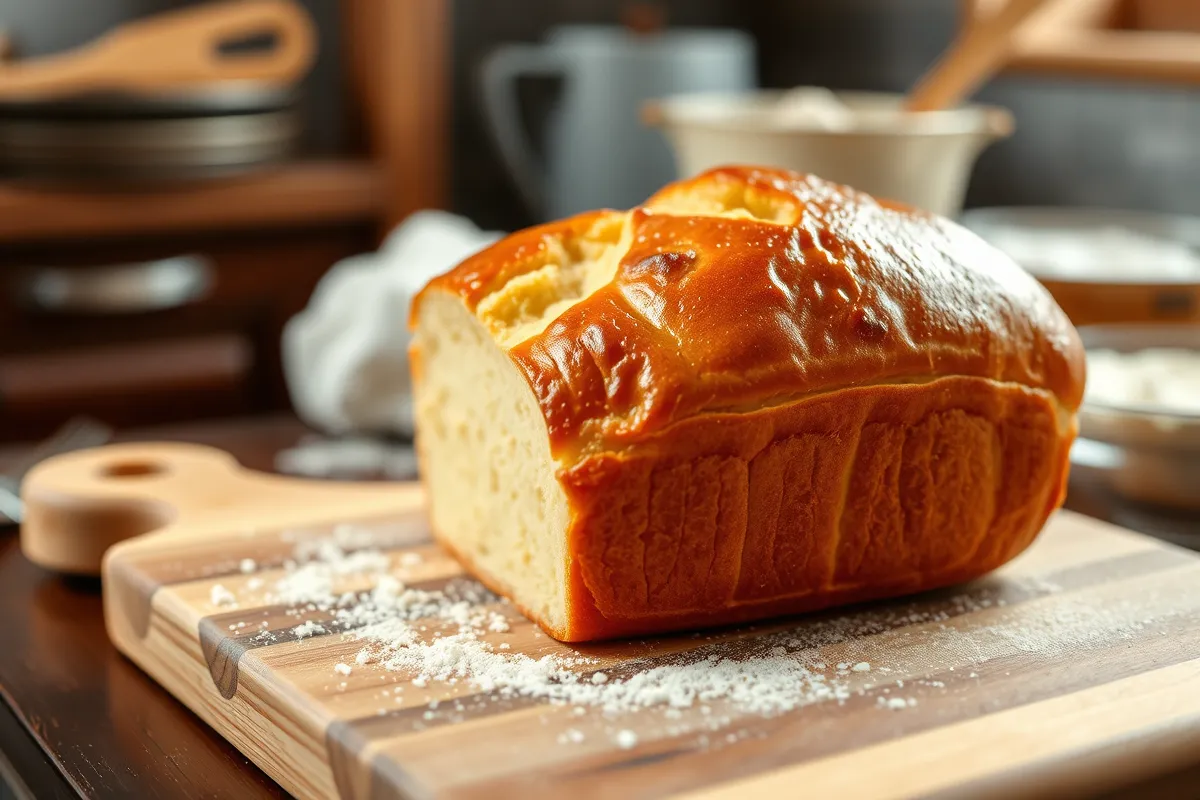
left=235, top=524, right=1179, bottom=749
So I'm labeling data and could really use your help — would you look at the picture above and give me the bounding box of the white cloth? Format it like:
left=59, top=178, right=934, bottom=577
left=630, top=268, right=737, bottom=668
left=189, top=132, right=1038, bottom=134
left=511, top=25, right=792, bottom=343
left=283, top=210, right=503, bottom=436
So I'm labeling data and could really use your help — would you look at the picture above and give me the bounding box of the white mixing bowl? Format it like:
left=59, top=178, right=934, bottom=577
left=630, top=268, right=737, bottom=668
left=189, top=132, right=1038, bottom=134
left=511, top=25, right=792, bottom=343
left=644, top=89, right=1013, bottom=218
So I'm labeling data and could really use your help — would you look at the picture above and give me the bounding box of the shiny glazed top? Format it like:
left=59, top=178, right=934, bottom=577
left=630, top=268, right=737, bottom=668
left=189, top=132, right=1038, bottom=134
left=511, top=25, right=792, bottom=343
left=417, top=166, right=1086, bottom=454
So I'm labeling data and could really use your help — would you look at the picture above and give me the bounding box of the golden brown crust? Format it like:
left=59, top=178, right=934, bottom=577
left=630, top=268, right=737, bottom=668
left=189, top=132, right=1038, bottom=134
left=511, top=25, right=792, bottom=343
left=413, top=165, right=1083, bottom=643
left=417, top=166, right=1085, bottom=457
left=428, top=376, right=1071, bottom=643
left=415, top=210, right=618, bottom=312
left=558, top=377, right=1070, bottom=641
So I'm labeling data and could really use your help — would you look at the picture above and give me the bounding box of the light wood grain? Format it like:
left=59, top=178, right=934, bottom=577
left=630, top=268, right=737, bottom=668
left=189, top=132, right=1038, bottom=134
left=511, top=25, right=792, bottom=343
left=697, top=657, right=1200, bottom=799
left=0, top=0, right=315, bottom=99
left=20, top=443, right=1200, bottom=800
left=0, top=160, right=384, bottom=243
left=961, top=0, right=1121, bottom=31
left=1131, top=0, right=1200, bottom=33
left=21, top=442, right=411, bottom=575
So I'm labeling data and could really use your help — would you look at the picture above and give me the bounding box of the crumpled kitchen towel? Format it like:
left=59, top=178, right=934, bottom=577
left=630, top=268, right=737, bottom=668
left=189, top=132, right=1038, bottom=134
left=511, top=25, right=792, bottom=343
left=282, top=210, right=503, bottom=437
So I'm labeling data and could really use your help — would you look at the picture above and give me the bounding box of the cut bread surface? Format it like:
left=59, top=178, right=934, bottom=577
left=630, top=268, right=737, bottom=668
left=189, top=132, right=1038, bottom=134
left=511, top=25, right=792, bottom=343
left=413, top=290, right=572, bottom=630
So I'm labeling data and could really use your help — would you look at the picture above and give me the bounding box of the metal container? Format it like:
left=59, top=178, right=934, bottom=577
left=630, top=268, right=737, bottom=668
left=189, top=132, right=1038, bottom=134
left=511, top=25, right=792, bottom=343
left=1072, top=323, right=1200, bottom=511
left=961, top=207, right=1200, bottom=327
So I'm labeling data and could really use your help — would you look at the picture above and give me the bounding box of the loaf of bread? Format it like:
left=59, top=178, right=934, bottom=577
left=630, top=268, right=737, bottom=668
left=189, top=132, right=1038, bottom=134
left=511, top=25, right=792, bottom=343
left=410, top=166, right=1085, bottom=643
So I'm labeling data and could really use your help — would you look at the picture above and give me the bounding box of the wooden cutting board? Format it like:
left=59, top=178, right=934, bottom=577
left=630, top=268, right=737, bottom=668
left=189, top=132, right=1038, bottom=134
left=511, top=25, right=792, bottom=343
left=20, top=442, right=1200, bottom=800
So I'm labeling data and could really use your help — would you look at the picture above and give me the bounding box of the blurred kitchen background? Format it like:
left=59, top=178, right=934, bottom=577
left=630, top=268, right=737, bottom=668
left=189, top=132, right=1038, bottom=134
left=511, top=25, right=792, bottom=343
left=1, top=0, right=1198, bottom=538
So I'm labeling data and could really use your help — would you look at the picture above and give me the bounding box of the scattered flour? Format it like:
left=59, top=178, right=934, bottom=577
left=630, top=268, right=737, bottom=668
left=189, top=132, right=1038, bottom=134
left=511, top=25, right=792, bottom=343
left=558, top=729, right=586, bottom=745
left=1084, top=348, right=1200, bottom=417
left=615, top=730, right=639, bottom=750
left=248, top=526, right=1175, bottom=744
left=210, top=584, right=237, bottom=607
left=293, top=620, right=326, bottom=639
left=257, top=534, right=872, bottom=717
left=881, top=697, right=914, bottom=710
left=980, top=224, right=1200, bottom=282
left=239, top=558, right=258, bottom=574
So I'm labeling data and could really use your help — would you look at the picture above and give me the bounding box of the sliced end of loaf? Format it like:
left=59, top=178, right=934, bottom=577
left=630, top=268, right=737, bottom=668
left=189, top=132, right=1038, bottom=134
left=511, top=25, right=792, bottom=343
left=412, top=289, right=572, bottom=633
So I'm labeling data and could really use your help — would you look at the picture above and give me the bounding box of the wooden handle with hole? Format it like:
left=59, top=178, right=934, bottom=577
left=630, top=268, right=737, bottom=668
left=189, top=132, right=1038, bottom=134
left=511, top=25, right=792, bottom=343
left=20, top=443, right=414, bottom=576
left=0, top=0, right=316, bottom=100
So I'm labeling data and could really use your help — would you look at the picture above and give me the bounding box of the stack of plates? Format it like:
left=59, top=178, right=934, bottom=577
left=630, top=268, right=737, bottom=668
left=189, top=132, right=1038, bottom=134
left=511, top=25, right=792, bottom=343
left=0, top=83, right=302, bottom=183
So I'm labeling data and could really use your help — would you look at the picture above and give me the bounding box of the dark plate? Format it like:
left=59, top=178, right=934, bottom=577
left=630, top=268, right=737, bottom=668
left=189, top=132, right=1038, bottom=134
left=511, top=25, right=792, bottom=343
left=0, top=82, right=301, bottom=121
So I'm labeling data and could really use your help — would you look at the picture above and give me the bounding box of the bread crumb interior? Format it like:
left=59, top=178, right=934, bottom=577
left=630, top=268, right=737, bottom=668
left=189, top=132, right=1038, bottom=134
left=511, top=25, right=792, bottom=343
left=414, top=292, right=572, bottom=630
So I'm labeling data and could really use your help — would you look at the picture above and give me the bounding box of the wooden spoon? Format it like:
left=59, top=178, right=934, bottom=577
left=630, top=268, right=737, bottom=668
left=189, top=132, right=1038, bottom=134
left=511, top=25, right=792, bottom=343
left=0, top=0, right=316, bottom=101
left=905, top=0, right=1051, bottom=111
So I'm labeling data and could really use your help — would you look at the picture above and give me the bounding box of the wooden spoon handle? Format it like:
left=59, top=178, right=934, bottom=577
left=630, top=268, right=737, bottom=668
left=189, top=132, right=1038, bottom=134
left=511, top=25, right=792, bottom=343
left=905, top=0, right=1052, bottom=111
left=0, top=0, right=316, bottom=100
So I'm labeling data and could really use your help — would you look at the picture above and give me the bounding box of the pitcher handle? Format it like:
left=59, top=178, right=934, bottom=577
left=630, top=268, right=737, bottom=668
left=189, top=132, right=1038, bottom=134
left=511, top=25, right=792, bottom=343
left=480, top=43, right=566, bottom=219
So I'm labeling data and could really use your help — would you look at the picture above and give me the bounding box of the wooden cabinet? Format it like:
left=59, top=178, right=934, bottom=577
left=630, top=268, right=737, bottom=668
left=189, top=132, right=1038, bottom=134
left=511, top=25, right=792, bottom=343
left=0, top=220, right=374, bottom=440
left=0, top=0, right=447, bottom=442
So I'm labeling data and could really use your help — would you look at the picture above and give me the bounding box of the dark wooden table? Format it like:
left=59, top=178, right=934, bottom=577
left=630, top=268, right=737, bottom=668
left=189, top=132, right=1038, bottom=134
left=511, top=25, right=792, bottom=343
left=0, top=415, right=307, bottom=800
left=1, top=414, right=1198, bottom=799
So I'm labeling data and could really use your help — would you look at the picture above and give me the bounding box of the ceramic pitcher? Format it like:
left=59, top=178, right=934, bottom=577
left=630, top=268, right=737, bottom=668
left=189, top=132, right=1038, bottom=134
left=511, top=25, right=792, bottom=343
left=481, top=25, right=756, bottom=221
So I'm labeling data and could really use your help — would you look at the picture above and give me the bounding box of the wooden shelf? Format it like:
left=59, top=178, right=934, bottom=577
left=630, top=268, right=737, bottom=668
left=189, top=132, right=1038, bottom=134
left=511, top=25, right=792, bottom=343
left=1008, top=30, right=1200, bottom=86
left=0, top=160, right=385, bottom=244
left=964, top=0, right=1200, bottom=87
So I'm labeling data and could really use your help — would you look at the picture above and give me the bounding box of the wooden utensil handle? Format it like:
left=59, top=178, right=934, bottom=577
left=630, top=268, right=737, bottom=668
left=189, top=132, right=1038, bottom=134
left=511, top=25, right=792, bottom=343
left=20, top=442, right=413, bottom=576
left=0, top=0, right=316, bottom=99
left=104, top=0, right=317, bottom=83
left=906, top=0, right=1052, bottom=111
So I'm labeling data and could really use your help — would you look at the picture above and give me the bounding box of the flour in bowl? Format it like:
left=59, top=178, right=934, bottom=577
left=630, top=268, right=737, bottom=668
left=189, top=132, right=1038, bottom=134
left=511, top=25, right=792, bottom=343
left=1085, top=348, right=1200, bottom=416
left=982, top=226, right=1200, bottom=282
left=771, top=86, right=855, bottom=130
